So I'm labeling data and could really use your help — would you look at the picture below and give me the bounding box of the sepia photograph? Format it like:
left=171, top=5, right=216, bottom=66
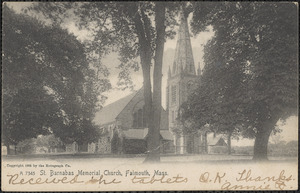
left=2, top=1, right=298, bottom=191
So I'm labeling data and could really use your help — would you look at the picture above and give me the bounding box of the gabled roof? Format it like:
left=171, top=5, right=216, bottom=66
left=207, top=135, right=227, bottom=146
left=94, top=91, right=138, bottom=125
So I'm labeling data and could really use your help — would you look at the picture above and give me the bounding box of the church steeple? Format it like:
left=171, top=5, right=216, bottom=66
left=167, top=10, right=199, bottom=155
left=172, top=11, right=196, bottom=76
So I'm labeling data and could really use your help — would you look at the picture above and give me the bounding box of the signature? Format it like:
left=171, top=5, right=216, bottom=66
left=221, top=169, right=293, bottom=190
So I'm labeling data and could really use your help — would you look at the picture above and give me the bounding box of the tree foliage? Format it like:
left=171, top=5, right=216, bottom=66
left=181, top=2, right=298, bottom=160
left=26, top=2, right=184, bottom=162
left=2, top=5, right=108, bottom=153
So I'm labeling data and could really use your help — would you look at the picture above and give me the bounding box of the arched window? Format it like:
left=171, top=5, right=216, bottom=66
left=133, top=105, right=149, bottom=128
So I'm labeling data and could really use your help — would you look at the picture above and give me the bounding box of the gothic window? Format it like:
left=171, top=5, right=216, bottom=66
left=133, top=106, right=147, bottom=128
left=171, top=85, right=176, bottom=104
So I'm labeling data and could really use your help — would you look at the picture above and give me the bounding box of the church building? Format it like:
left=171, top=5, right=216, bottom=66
left=88, top=88, right=174, bottom=154
left=69, top=11, right=228, bottom=155
left=166, top=12, right=228, bottom=154
left=166, top=12, right=202, bottom=154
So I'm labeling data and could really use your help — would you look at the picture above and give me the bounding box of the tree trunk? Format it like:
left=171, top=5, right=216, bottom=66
left=253, top=118, right=277, bottom=161
left=144, top=2, right=166, bottom=163
left=142, top=62, right=155, bottom=162
left=227, top=131, right=232, bottom=155
left=5, top=141, right=11, bottom=155
left=7, top=145, right=10, bottom=155
left=131, top=4, right=156, bottom=162
left=253, top=129, right=272, bottom=160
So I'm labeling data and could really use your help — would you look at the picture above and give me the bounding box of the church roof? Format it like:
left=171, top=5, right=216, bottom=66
left=171, top=12, right=196, bottom=76
left=94, top=91, right=138, bottom=125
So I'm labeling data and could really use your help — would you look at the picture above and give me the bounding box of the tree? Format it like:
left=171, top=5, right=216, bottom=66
left=2, top=5, right=107, bottom=154
left=26, top=1, right=183, bottom=162
left=17, top=138, right=36, bottom=154
left=182, top=2, right=298, bottom=160
left=36, top=134, right=63, bottom=152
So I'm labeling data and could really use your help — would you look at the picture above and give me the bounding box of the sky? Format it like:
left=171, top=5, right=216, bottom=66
left=7, top=2, right=299, bottom=144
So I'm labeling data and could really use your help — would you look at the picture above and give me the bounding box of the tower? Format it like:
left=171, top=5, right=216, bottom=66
left=167, top=11, right=198, bottom=154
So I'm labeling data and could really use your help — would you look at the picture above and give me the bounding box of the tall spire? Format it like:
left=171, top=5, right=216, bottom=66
left=168, top=66, right=171, bottom=78
left=172, top=10, right=196, bottom=77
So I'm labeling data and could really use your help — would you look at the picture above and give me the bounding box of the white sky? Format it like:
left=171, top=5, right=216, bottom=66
left=7, top=2, right=299, bottom=144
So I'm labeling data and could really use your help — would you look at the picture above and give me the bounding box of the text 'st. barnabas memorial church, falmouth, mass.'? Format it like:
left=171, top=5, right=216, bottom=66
left=66, top=13, right=227, bottom=155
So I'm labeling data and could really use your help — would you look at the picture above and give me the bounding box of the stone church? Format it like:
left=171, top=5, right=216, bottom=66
left=87, top=88, right=174, bottom=154
left=66, top=12, right=227, bottom=155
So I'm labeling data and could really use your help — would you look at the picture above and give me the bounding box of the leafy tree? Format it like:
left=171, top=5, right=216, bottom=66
left=2, top=5, right=107, bottom=154
left=27, top=1, right=184, bottom=162
left=182, top=2, right=298, bottom=160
